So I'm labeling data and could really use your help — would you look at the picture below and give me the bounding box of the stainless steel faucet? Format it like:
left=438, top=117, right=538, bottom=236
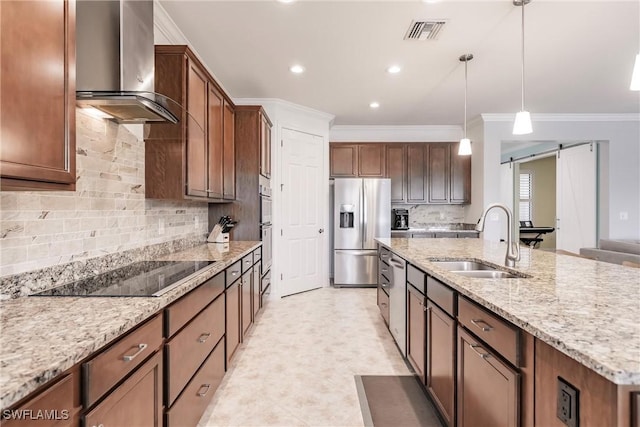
left=475, top=203, right=521, bottom=267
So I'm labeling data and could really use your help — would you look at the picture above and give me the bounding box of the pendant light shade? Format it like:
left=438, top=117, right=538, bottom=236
left=459, top=53, right=473, bottom=156
left=458, top=138, right=472, bottom=155
left=513, top=0, right=532, bottom=135
left=631, top=53, right=640, bottom=91
left=513, top=111, right=532, bottom=135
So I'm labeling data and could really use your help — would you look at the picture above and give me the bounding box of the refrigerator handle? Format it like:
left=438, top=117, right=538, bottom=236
left=362, top=182, right=367, bottom=244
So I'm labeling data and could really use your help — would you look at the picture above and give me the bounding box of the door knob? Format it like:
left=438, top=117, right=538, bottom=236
left=319, top=228, right=324, bottom=234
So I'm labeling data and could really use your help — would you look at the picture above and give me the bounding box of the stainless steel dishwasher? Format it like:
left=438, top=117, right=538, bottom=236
left=388, top=253, right=407, bottom=356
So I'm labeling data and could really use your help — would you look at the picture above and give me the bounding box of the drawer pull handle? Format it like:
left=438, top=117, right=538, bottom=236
left=197, top=384, right=211, bottom=397
left=381, top=267, right=388, bottom=272
left=197, top=333, right=211, bottom=343
left=423, top=305, right=428, bottom=312
left=471, top=319, right=494, bottom=332
left=470, top=344, right=490, bottom=360
left=231, top=270, right=239, bottom=276
left=123, top=343, right=148, bottom=362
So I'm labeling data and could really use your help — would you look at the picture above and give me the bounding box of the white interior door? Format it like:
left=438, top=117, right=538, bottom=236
left=280, top=128, right=324, bottom=297
left=556, top=144, right=597, bottom=253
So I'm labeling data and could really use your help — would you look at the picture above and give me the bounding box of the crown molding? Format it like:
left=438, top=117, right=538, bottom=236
left=153, top=1, right=189, bottom=45
left=233, top=98, right=335, bottom=123
left=481, top=113, right=640, bottom=122
left=329, top=125, right=463, bottom=142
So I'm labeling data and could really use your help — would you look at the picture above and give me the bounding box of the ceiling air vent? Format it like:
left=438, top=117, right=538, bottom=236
left=404, top=20, right=447, bottom=41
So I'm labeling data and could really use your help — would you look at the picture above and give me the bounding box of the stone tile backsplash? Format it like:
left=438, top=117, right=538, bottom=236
left=0, top=111, right=209, bottom=278
left=395, top=204, right=467, bottom=226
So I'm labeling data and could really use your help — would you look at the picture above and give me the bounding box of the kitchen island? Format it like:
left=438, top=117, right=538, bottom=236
left=0, top=241, right=260, bottom=412
left=377, top=237, right=640, bottom=427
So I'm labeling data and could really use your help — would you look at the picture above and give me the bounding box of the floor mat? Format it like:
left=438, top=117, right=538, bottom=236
left=355, top=375, right=443, bottom=427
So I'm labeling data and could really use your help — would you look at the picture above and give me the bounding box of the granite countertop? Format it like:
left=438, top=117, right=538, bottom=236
left=376, top=237, right=640, bottom=385
left=0, top=241, right=261, bottom=409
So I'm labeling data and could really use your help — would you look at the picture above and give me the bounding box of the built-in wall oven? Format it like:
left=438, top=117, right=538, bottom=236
left=259, top=183, right=272, bottom=301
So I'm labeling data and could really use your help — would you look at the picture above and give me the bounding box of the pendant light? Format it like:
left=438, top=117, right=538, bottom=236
left=458, top=54, right=473, bottom=156
left=513, top=0, right=532, bottom=135
left=631, top=53, right=640, bottom=91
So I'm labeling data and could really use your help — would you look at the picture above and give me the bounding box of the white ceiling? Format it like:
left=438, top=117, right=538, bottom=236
left=160, top=0, right=640, bottom=126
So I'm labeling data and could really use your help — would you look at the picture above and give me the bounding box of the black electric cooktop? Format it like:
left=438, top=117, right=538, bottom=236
left=31, top=260, right=215, bottom=297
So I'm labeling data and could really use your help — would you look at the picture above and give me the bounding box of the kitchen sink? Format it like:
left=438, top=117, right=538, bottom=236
left=430, top=259, right=527, bottom=279
left=431, top=260, right=499, bottom=272
left=449, top=270, right=519, bottom=279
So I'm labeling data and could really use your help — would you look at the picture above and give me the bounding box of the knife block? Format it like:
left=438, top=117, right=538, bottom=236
left=213, top=232, right=229, bottom=244
left=207, top=224, right=229, bottom=244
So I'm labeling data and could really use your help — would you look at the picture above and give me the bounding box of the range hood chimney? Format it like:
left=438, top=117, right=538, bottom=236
left=76, top=0, right=178, bottom=124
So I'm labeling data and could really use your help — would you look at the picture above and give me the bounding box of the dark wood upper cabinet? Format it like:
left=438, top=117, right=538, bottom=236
left=223, top=101, right=235, bottom=200
left=207, top=85, right=224, bottom=199
left=260, top=113, right=271, bottom=178
left=407, top=144, right=428, bottom=203
left=330, top=144, right=358, bottom=177
left=428, top=143, right=450, bottom=204
left=386, top=144, right=406, bottom=203
left=146, top=45, right=235, bottom=202
left=186, top=62, right=208, bottom=198
left=331, top=141, right=471, bottom=204
left=450, top=141, right=471, bottom=204
left=358, top=144, right=386, bottom=177
left=0, top=0, right=76, bottom=191
left=233, top=106, right=272, bottom=240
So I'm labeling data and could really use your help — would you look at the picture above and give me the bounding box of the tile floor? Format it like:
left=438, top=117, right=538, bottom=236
left=197, top=287, right=411, bottom=427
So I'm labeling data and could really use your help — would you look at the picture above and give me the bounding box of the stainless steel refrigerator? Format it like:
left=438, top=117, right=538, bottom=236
left=333, top=178, right=391, bottom=286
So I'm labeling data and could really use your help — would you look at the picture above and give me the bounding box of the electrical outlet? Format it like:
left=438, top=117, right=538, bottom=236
left=620, top=211, right=629, bottom=220
left=557, top=377, right=579, bottom=427
left=158, top=218, right=165, bottom=235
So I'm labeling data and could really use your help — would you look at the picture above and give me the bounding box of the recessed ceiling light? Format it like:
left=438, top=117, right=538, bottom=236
left=290, top=64, right=305, bottom=74
left=387, top=65, right=401, bottom=74
left=278, top=0, right=295, bottom=3
left=370, top=102, right=380, bottom=109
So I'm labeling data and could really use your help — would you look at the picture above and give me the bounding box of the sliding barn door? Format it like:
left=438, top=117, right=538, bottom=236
left=556, top=144, right=597, bottom=254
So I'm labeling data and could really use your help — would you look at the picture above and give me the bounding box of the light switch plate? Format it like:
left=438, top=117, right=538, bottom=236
left=620, top=211, right=629, bottom=220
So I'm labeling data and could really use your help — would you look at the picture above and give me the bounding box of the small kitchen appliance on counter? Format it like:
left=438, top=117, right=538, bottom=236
left=392, top=209, right=409, bottom=230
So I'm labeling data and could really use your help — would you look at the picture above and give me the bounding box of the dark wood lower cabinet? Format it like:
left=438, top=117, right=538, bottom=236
left=165, top=340, right=225, bottom=427
left=426, top=300, right=456, bottom=427
left=225, top=280, right=241, bottom=364
left=83, top=351, right=163, bottom=427
left=406, top=285, right=426, bottom=382
left=241, top=271, right=252, bottom=338
left=457, top=326, right=519, bottom=427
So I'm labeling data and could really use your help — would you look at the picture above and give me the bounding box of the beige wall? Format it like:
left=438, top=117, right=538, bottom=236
left=520, top=155, right=556, bottom=250
left=0, top=111, right=209, bottom=277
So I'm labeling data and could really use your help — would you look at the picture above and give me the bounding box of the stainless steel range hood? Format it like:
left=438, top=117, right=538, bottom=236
left=76, top=0, right=178, bottom=124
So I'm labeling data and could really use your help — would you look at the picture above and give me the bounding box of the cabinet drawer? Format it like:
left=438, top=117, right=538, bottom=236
left=458, top=297, right=520, bottom=366
left=378, top=285, right=390, bottom=325
left=84, top=351, right=162, bottom=427
left=407, top=264, right=425, bottom=293
left=379, top=246, right=391, bottom=262
left=241, top=253, right=253, bottom=273
left=253, top=247, right=262, bottom=263
left=83, top=314, right=162, bottom=408
left=165, top=341, right=225, bottom=427
left=165, top=271, right=225, bottom=338
left=3, top=372, right=79, bottom=427
left=166, top=294, right=225, bottom=406
left=226, top=260, right=242, bottom=286
left=427, top=276, right=455, bottom=316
